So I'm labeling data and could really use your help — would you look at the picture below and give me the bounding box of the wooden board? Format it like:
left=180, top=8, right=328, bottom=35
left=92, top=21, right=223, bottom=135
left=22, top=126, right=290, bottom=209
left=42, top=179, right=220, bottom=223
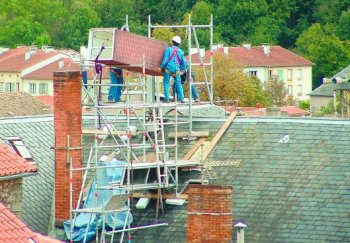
left=168, top=131, right=209, bottom=138
left=183, top=138, right=206, bottom=160
left=188, top=112, right=237, bottom=161
left=132, top=192, right=188, bottom=200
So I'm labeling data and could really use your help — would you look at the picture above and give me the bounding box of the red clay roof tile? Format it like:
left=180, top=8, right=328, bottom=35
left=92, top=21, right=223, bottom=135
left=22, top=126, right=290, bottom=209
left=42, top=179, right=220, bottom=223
left=192, top=46, right=314, bottom=67
left=22, top=58, right=110, bottom=80
left=0, top=46, right=61, bottom=72
left=0, top=203, right=62, bottom=242
left=0, top=143, right=38, bottom=177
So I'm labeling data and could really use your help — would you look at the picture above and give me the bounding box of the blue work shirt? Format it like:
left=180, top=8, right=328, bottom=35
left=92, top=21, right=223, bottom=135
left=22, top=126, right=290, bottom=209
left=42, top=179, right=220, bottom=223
left=160, top=46, right=187, bottom=74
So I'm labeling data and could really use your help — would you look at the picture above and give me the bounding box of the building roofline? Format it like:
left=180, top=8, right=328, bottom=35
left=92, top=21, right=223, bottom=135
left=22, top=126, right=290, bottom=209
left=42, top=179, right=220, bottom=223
left=0, top=172, right=38, bottom=181
left=0, top=114, right=53, bottom=124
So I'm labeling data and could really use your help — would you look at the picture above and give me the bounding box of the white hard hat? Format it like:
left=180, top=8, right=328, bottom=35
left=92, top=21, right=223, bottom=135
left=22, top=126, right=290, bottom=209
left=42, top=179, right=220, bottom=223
left=172, top=36, right=181, bottom=44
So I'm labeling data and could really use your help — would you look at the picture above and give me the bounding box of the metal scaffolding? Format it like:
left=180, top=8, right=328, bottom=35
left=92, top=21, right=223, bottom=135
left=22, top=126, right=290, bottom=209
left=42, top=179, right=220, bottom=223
left=148, top=14, right=214, bottom=134
left=68, top=14, right=213, bottom=243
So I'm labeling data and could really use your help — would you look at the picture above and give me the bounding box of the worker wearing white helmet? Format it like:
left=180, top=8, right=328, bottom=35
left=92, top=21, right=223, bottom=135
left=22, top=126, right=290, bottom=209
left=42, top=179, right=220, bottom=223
left=158, top=36, right=187, bottom=103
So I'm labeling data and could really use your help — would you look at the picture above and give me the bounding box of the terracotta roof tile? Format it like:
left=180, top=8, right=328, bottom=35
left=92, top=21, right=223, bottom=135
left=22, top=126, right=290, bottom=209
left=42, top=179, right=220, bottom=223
left=22, top=58, right=110, bottom=80
left=280, top=106, right=308, bottom=116
left=0, top=92, right=52, bottom=117
left=34, top=95, right=54, bottom=107
left=0, top=143, right=38, bottom=177
left=192, top=46, right=314, bottom=67
left=0, top=203, right=62, bottom=242
left=0, top=46, right=61, bottom=72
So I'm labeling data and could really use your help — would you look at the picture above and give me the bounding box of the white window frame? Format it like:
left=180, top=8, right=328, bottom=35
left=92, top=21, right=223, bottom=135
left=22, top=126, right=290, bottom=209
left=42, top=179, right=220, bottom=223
left=6, top=136, right=33, bottom=160
left=39, top=83, right=48, bottom=94
left=248, top=70, right=257, bottom=77
left=288, top=85, right=293, bottom=95
left=297, top=69, right=302, bottom=81
left=28, top=83, right=37, bottom=94
left=297, top=84, right=302, bottom=96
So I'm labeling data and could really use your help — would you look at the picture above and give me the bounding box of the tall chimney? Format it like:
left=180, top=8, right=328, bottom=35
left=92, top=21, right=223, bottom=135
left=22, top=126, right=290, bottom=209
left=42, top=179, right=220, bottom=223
left=53, top=71, right=82, bottom=225
left=187, top=185, right=233, bottom=243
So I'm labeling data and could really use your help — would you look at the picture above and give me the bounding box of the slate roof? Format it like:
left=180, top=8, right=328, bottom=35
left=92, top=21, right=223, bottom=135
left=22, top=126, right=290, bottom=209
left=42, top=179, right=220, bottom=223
left=191, top=46, right=314, bottom=67
left=0, top=203, right=61, bottom=243
left=164, top=104, right=228, bottom=118
left=2, top=112, right=349, bottom=242
left=129, top=117, right=350, bottom=243
left=0, top=143, right=38, bottom=177
left=0, top=46, right=61, bottom=72
left=0, top=115, right=54, bottom=234
left=331, top=64, right=350, bottom=79
left=0, top=92, right=52, bottom=117
left=309, top=83, right=337, bottom=97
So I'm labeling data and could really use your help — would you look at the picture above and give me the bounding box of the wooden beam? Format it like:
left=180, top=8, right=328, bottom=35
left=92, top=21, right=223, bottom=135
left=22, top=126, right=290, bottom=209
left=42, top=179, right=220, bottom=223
left=168, top=131, right=209, bottom=138
left=188, top=112, right=237, bottom=161
left=132, top=192, right=188, bottom=200
left=183, top=138, right=206, bottom=160
left=210, top=112, right=237, bottom=147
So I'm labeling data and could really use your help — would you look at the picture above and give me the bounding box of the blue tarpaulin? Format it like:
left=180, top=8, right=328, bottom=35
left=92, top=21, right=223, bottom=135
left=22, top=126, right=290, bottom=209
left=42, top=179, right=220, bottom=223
left=64, top=160, right=133, bottom=242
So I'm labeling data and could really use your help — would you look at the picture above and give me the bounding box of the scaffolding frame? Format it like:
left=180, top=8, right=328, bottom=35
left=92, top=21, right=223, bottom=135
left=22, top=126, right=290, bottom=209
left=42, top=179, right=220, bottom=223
left=148, top=14, right=214, bottom=134
left=68, top=14, right=212, bottom=243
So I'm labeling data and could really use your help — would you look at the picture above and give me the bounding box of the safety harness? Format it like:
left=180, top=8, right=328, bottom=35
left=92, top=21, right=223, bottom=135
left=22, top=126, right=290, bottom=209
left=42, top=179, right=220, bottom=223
left=164, top=46, right=181, bottom=76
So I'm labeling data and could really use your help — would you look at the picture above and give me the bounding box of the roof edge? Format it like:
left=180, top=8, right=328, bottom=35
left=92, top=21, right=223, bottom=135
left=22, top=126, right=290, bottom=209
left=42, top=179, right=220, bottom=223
left=0, top=172, right=38, bottom=181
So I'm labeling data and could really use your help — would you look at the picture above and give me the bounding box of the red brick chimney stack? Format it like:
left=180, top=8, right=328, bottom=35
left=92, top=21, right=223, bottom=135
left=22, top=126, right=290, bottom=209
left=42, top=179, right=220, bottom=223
left=187, top=185, right=233, bottom=243
left=53, top=71, right=82, bottom=224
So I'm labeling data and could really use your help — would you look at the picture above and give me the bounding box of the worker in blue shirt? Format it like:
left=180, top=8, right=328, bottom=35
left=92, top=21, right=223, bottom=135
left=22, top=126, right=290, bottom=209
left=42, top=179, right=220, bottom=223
left=108, top=67, right=123, bottom=102
left=158, top=36, right=187, bottom=103
left=178, top=70, right=200, bottom=102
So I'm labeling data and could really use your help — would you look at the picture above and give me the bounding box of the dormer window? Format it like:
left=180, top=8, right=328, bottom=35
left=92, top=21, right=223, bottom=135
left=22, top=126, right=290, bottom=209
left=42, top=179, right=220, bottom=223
left=6, top=137, right=33, bottom=160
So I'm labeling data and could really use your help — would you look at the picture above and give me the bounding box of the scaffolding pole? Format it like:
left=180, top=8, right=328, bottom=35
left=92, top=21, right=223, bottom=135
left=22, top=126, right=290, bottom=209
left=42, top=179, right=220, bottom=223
left=148, top=14, right=214, bottom=135
left=69, top=15, right=211, bottom=242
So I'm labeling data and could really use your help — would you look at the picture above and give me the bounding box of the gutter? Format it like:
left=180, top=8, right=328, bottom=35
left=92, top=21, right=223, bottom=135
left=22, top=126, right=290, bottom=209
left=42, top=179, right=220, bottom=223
left=0, top=172, right=38, bottom=181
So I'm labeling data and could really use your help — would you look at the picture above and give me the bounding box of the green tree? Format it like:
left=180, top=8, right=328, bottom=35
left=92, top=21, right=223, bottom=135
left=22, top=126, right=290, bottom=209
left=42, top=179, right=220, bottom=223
left=338, top=9, right=350, bottom=40
left=194, top=53, right=271, bottom=106
left=0, top=16, right=50, bottom=47
left=295, top=23, right=350, bottom=89
left=152, top=28, right=175, bottom=44
left=63, top=2, right=101, bottom=50
left=264, top=77, right=288, bottom=106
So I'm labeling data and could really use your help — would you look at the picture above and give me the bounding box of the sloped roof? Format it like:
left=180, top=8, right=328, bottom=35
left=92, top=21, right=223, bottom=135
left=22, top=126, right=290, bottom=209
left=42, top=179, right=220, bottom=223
left=0, top=203, right=61, bottom=243
left=34, top=95, right=54, bottom=107
left=192, top=46, right=314, bottom=67
left=0, top=143, right=38, bottom=177
left=164, top=104, right=228, bottom=117
left=21, top=58, right=111, bottom=80
left=0, top=46, right=61, bottom=72
left=280, top=106, right=308, bottom=116
left=130, top=117, right=350, bottom=242
left=309, top=83, right=336, bottom=97
left=0, top=92, right=52, bottom=117
left=0, top=116, right=54, bottom=234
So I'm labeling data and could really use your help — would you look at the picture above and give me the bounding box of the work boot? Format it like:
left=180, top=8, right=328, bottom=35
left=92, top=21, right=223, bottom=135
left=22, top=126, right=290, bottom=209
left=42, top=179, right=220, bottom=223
left=195, top=98, right=200, bottom=103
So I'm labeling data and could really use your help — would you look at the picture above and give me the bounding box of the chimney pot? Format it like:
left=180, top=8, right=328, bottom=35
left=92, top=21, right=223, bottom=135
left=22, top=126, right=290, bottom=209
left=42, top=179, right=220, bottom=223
left=224, top=47, right=229, bottom=55
left=59, top=60, right=64, bottom=69
left=243, top=43, right=251, bottom=49
left=262, top=44, right=270, bottom=56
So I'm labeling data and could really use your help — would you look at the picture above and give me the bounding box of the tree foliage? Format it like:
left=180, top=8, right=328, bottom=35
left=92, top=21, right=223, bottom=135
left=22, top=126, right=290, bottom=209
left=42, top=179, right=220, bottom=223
left=295, top=23, right=350, bottom=88
left=194, top=54, right=271, bottom=106
left=0, top=0, right=350, bottom=91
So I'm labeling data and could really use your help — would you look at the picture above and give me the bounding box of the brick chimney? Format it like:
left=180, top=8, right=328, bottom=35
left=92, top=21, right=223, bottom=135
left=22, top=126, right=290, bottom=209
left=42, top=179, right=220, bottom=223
left=187, top=185, right=233, bottom=243
left=53, top=71, right=82, bottom=225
